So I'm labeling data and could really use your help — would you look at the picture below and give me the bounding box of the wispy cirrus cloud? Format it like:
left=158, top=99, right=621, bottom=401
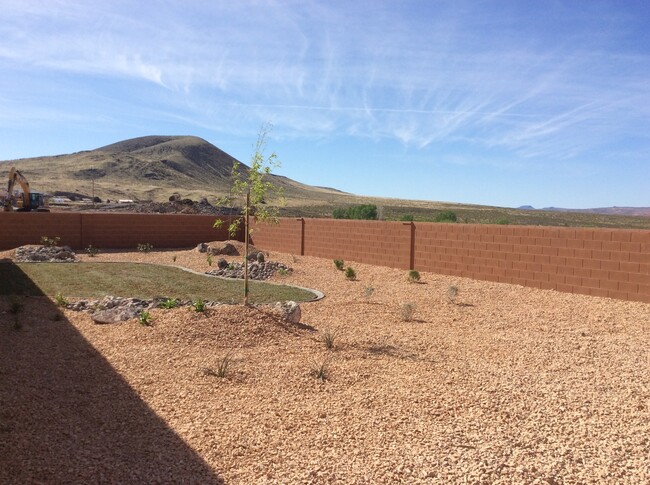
left=1, top=0, right=649, bottom=203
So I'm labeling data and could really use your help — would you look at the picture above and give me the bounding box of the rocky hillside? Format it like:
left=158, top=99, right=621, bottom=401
left=0, top=136, right=344, bottom=204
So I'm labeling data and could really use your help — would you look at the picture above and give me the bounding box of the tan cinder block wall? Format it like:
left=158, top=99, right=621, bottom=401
left=2, top=213, right=648, bottom=303
left=412, top=224, right=650, bottom=303
left=0, top=212, right=237, bottom=250
left=252, top=218, right=650, bottom=303
left=249, top=218, right=302, bottom=255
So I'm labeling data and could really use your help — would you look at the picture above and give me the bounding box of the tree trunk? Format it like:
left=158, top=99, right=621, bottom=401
left=244, top=189, right=250, bottom=306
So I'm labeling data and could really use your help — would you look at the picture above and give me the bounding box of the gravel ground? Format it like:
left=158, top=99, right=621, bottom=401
left=1, top=246, right=649, bottom=484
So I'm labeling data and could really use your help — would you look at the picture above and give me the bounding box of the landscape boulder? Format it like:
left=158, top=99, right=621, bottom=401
left=91, top=306, right=140, bottom=324
left=208, top=242, right=238, bottom=256
left=274, top=301, right=301, bottom=324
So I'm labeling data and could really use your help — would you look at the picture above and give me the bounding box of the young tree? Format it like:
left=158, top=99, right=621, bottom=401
left=214, top=124, right=284, bottom=305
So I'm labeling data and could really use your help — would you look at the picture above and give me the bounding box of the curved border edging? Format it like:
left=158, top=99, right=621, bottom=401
left=173, top=265, right=325, bottom=302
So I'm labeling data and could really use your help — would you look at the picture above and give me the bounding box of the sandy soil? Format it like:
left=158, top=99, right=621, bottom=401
left=1, top=246, right=649, bottom=484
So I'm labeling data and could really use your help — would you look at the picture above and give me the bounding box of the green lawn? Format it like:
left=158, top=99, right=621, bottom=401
left=0, top=262, right=317, bottom=303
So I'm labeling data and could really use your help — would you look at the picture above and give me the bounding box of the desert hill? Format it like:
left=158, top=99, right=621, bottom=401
left=0, top=135, right=345, bottom=205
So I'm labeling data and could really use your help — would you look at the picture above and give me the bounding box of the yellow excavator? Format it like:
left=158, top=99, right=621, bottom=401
left=3, top=167, right=49, bottom=212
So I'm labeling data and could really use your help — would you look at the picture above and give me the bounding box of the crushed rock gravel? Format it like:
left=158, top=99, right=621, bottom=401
left=1, top=246, right=649, bottom=484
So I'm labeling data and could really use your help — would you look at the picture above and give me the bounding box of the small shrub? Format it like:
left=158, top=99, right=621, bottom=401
left=172, top=254, right=177, bottom=263
left=495, top=218, right=509, bottom=225
left=207, top=254, right=213, bottom=266
left=277, top=268, right=289, bottom=277
left=159, top=298, right=178, bottom=309
left=54, top=292, right=69, bottom=307
left=400, top=302, right=417, bottom=322
left=447, top=285, right=459, bottom=304
left=408, top=269, right=421, bottom=283
left=85, top=245, right=100, bottom=257
left=192, top=298, right=206, bottom=312
left=227, top=262, right=235, bottom=271
left=344, top=267, right=356, bottom=281
left=363, top=286, right=375, bottom=299
left=334, top=259, right=345, bottom=271
left=138, top=311, right=153, bottom=326
left=311, top=358, right=330, bottom=382
left=40, top=236, right=61, bottom=247
left=322, top=329, right=338, bottom=350
left=400, top=214, right=414, bottom=221
left=137, top=243, right=153, bottom=253
left=434, top=211, right=457, bottom=223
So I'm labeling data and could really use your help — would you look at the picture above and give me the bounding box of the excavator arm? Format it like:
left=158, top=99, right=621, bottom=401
left=4, top=167, right=47, bottom=211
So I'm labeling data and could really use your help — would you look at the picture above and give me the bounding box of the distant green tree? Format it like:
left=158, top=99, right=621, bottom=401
left=400, top=214, right=414, bottom=221
left=434, top=210, right=458, bottom=223
left=332, top=204, right=378, bottom=220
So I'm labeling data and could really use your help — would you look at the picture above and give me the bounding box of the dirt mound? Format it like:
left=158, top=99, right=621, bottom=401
left=141, top=304, right=308, bottom=348
left=96, top=199, right=239, bottom=215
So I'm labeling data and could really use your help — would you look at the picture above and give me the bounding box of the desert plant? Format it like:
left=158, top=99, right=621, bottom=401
left=334, top=259, right=345, bottom=271
left=322, top=329, right=338, bottom=350
left=447, top=285, right=459, bottom=304
left=495, top=218, right=510, bottom=225
left=408, top=269, right=421, bottom=283
left=192, top=298, right=206, bottom=312
left=400, top=214, right=414, bottom=221
left=400, top=302, right=417, bottom=322
left=137, top=243, right=153, bottom=253
left=277, top=268, right=289, bottom=277
left=213, top=352, right=234, bottom=378
left=9, top=297, right=24, bottom=315
left=138, top=311, right=153, bottom=326
left=40, top=236, right=60, bottom=247
left=363, top=286, right=375, bottom=299
left=311, top=358, right=330, bottom=382
left=227, top=262, right=235, bottom=271
left=54, top=292, right=69, bottom=307
left=159, top=298, right=178, bottom=309
left=85, top=245, right=99, bottom=257
left=207, top=254, right=213, bottom=266
left=434, top=210, right=458, bottom=223
left=344, top=266, right=356, bottom=281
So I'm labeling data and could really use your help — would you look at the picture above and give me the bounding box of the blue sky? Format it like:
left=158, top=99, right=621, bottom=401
left=1, top=1, right=649, bottom=208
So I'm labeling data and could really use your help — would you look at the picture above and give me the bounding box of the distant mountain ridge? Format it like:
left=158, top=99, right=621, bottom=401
left=518, top=205, right=650, bottom=217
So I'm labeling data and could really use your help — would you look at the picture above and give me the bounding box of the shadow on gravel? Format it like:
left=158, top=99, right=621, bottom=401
left=0, top=261, right=223, bottom=484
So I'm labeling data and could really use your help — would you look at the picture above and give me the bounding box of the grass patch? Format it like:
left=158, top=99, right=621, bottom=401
left=1, top=262, right=317, bottom=303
